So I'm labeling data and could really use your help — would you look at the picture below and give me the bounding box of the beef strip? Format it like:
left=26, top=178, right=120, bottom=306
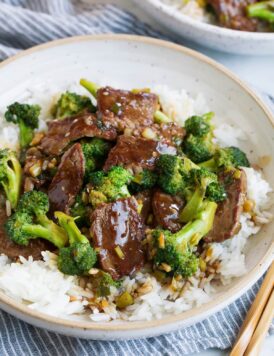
left=0, top=203, right=51, bottom=260
left=39, top=111, right=117, bottom=156
left=97, top=87, right=185, bottom=146
left=152, top=190, right=184, bottom=233
left=97, top=87, right=158, bottom=131
left=205, top=169, right=247, bottom=243
left=48, top=143, right=84, bottom=214
left=90, top=197, right=145, bottom=280
left=207, top=0, right=258, bottom=31
left=103, top=135, right=176, bottom=173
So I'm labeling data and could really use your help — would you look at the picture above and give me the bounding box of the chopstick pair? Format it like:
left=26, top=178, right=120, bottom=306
left=230, top=261, right=274, bottom=356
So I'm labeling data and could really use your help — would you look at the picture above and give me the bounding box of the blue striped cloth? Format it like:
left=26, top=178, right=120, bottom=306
left=0, top=1, right=273, bottom=355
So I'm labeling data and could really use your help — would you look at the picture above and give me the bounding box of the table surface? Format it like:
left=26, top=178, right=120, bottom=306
left=87, top=1, right=274, bottom=353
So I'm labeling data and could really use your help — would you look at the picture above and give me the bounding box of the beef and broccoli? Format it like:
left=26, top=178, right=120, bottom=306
left=0, top=79, right=251, bottom=300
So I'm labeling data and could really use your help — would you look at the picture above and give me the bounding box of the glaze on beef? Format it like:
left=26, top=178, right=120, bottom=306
left=97, top=87, right=158, bottom=132
left=97, top=87, right=186, bottom=146
left=48, top=143, right=84, bottom=214
left=206, top=169, right=247, bottom=242
left=152, top=190, right=184, bottom=233
left=103, top=135, right=176, bottom=173
left=39, top=111, right=117, bottom=156
left=0, top=204, right=51, bottom=260
left=207, top=0, right=258, bottom=31
left=90, top=197, right=145, bottom=280
left=135, top=190, right=153, bottom=224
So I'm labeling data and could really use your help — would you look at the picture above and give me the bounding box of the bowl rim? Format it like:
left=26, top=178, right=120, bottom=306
left=140, top=0, right=274, bottom=39
left=0, top=34, right=273, bottom=332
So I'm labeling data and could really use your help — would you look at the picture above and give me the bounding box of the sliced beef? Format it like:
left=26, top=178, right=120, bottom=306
left=0, top=205, right=51, bottom=260
left=152, top=190, right=184, bottom=233
left=103, top=135, right=176, bottom=173
left=135, top=190, right=153, bottom=224
left=97, top=87, right=185, bottom=146
left=206, top=169, right=247, bottom=243
left=48, top=143, right=84, bottom=214
left=39, top=111, right=117, bottom=156
left=207, top=0, right=258, bottom=31
left=90, top=197, right=145, bottom=280
left=97, top=87, right=158, bottom=131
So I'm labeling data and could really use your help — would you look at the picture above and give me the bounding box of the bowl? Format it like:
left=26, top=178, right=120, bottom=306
left=0, top=35, right=273, bottom=340
left=132, top=0, right=274, bottom=55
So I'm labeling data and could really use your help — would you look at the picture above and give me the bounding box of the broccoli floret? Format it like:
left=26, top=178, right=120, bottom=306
left=55, top=211, right=97, bottom=276
left=4, top=102, right=41, bottom=149
left=92, top=271, right=121, bottom=297
left=152, top=201, right=217, bottom=277
left=156, top=154, right=198, bottom=196
left=206, top=182, right=227, bottom=202
left=183, top=113, right=215, bottom=164
left=183, top=135, right=215, bottom=164
left=88, top=166, right=133, bottom=207
left=199, top=146, right=250, bottom=171
left=0, top=149, right=22, bottom=209
left=5, top=191, right=68, bottom=247
left=52, top=92, right=95, bottom=119
left=180, top=167, right=225, bottom=222
left=82, top=139, right=112, bottom=181
left=129, top=169, right=157, bottom=193
left=247, top=1, right=274, bottom=24
left=184, top=112, right=213, bottom=137
left=156, top=155, right=187, bottom=195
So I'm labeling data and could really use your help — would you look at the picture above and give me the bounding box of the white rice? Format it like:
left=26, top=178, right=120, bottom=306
left=0, top=84, right=272, bottom=322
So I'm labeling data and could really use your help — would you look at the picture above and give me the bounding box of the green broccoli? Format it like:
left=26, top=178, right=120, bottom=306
left=88, top=166, right=133, bottom=207
left=156, top=154, right=197, bottom=196
left=52, top=91, right=95, bottom=119
left=92, top=271, right=121, bottom=297
left=247, top=1, right=274, bottom=24
left=199, top=146, right=250, bottom=171
left=5, top=191, right=68, bottom=247
left=152, top=201, right=217, bottom=277
left=55, top=211, right=97, bottom=276
left=0, top=149, right=22, bottom=209
left=129, top=169, right=157, bottom=193
left=184, top=112, right=214, bottom=137
left=82, top=139, right=112, bottom=181
left=80, top=78, right=100, bottom=98
left=4, top=102, right=41, bottom=149
left=183, top=113, right=215, bottom=163
left=180, top=167, right=226, bottom=222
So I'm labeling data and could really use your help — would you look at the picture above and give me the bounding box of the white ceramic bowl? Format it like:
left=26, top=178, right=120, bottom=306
left=0, top=35, right=273, bottom=340
left=132, top=0, right=274, bottom=55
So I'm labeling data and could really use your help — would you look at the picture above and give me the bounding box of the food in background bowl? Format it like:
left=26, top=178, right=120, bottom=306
left=160, top=0, right=274, bottom=31
left=0, top=78, right=272, bottom=322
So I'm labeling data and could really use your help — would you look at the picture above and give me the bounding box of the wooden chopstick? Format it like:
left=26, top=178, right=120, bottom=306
left=230, top=261, right=274, bottom=356
left=244, top=288, right=274, bottom=356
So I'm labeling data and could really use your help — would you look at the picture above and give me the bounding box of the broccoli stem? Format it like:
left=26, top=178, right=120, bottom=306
left=180, top=187, right=205, bottom=223
left=154, top=110, right=173, bottom=124
left=175, top=201, right=217, bottom=250
left=54, top=211, right=88, bottom=244
left=18, top=119, right=34, bottom=148
left=22, top=214, right=68, bottom=248
left=198, top=158, right=216, bottom=171
left=80, top=79, right=100, bottom=98
left=247, top=1, right=274, bottom=23
left=2, top=154, right=22, bottom=209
